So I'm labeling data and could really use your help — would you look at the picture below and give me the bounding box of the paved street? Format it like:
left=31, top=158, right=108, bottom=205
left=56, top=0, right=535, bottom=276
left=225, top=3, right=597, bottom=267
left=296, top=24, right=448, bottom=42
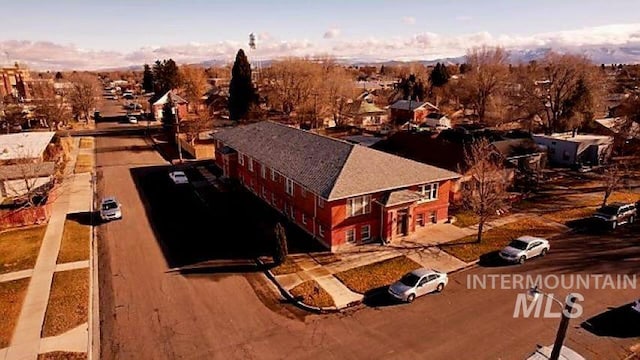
left=96, top=128, right=640, bottom=360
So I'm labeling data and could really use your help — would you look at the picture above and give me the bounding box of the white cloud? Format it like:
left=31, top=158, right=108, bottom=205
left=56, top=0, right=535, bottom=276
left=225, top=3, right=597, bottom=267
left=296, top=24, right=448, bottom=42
left=323, top=28, right=341, bottom=39
left=2, top=23, right=640, bottom=70
left=456, top=15, right=472, bottom=21
left=402, top=16, right=416, bottom=25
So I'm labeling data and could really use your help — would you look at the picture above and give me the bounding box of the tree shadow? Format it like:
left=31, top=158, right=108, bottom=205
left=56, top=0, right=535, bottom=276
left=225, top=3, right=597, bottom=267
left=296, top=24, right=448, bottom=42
left=581, top=303, right=640, bottom=338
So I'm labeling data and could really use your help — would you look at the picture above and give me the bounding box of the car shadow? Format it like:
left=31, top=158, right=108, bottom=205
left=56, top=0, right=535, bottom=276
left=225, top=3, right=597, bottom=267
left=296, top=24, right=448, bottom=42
left=67, top=211, right=96, bottom=226
left=362, top=286, right=401, bottom=307
left=581, top=303, right=640, bottom=338
left=478, top=251, right=512, bottom=268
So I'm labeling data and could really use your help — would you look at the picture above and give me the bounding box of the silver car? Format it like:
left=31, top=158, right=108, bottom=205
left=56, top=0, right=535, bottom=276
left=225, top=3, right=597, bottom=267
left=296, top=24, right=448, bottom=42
left=499, top=236, right=549, bottom=264
left=100, top=197, right=122, bottom=221
left=388, top=268, right=448, bottom=303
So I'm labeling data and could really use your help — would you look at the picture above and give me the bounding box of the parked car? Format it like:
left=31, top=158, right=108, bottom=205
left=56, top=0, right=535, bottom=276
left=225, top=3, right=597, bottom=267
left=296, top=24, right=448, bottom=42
left=169, top=171, right=189, bottom=185
left=388, top=268, right=448, bottom=303
left=100, top=197, right=122, bottom=221
left=127, top=116, right=138, bottom=124
left=632, top=300, right=640, bottom=313
left=499, top=236, right=549, bottom=264
left=593, top=202, right=637, bottom=229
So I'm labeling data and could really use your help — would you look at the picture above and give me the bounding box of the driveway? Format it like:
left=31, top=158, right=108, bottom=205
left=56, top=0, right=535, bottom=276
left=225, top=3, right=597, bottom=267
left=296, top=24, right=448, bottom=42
left=96, top=128, right=640, bottom=359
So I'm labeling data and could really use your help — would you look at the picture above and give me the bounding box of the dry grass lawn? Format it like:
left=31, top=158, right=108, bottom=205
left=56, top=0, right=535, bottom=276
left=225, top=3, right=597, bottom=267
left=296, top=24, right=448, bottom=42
left=442, top=218, right=562, bottom=262
left=452, top=210, right=478, bottom=228
left=0, top=225, right=46, bottom=274
left=271, top=257, right=302, bottom=276
left=335, top=256, right=421, bottom=294
left=74, top=154, right=93, bottom=174
left=42, top=268, right=89, bottom=337
left=0, top=278, right=30, bottom=348
left=543, top=207, right=595, bottom=224
left=289, top=280, right=335, bottom=308
left=38, top=352, right=87, bottom=360
left=78, top=137, right=93, bottom=149
left=57, top=217, right=90, bottom=264
left=540, top=192, right=640, bottom=224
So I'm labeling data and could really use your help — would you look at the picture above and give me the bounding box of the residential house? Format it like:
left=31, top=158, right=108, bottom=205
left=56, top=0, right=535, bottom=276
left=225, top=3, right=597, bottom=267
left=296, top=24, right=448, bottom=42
left=149, top=90, right=188, bottom=121
left=389, top=100, right=439, bottom=126
left=373, top=131, right=544, bottom=203
left=342, top=99, right=388, bottom=131
left=532, top=132, right=613, bottom=166
left=421, top=113, right=451, bottom=130
left=212, top=121, right=460, bottom=251
left=0, top=132, right=56, bottom=205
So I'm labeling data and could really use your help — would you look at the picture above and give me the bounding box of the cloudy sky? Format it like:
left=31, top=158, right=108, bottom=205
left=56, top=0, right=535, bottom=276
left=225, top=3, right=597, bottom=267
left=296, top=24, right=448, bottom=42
left=1, top=0, right=640, bottom=70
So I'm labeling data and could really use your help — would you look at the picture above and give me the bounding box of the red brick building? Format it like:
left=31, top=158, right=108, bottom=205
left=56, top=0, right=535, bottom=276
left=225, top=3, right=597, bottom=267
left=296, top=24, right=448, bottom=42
left=213, top=122, right=460, bottom=252
left=389, top=100, right=439, bottom=126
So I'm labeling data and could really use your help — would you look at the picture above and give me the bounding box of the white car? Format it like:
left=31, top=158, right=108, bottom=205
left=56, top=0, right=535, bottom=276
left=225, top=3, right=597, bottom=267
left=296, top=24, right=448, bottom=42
left=100, top=197, right=122, bottom=221
left=499, top=236, right=550, bottom=264
left=127, top=116, right=138, bottom=124
left=527, top=345, right=585, bottom=360
left=169, top=171, right=189, bottom=185
left=388, top=268, right=448, bottom=303
left=632, top=300, right=640, bottom=313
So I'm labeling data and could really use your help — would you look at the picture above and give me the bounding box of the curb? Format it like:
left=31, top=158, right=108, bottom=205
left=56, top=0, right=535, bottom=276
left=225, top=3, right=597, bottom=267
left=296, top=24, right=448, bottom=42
left=255, top=258, right=341, bottom=314
left=89, top=139, right=100, bottom=360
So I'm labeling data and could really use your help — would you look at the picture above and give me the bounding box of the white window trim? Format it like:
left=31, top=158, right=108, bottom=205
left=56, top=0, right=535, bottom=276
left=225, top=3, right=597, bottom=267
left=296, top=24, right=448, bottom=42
left=347, top=195, right=372, bottom=217
left=317, top=196, right=325, bottom=208
left=238, top=153, right=245, bottom=166
left=318, top=225, right=325, bottom=238
left=346, top=228, right=356, bottom=243
left=418, top=183, right=439, bottom=202
left=260, top=165, right=266, bottom=178
left=247, top=158, right=254, bottom=172
left=271, top=169, right=277, bottom=181
left=285, top=178, right=294, bottom=196
left=302, top=213, right=307, bottom=225
left=361, top=225, right=371, bottom=241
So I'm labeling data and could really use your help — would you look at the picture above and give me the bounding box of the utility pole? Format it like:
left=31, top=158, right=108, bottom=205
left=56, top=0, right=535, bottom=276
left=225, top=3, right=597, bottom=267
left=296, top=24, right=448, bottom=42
left=173, top=104, right=183, bottom=163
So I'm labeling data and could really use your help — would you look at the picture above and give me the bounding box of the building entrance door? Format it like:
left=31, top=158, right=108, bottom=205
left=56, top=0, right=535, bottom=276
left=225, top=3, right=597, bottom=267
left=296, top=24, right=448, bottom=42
left=396, top=209, right=409, bottom=236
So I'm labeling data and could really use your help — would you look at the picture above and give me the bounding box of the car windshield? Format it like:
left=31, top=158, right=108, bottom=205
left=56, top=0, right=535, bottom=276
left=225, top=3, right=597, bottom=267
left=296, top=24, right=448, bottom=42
left=399, top=273, right=421, bottom=287
left=597, top=206, right=619, bottom=215
left=102, top=201, right=118, bottom=210
left=508, top=240, right=528, bottom=250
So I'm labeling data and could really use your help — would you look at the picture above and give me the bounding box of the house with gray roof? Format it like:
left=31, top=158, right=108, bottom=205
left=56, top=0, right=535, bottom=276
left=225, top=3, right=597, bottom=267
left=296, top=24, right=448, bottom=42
left=212, top=121, right=460, bottom=251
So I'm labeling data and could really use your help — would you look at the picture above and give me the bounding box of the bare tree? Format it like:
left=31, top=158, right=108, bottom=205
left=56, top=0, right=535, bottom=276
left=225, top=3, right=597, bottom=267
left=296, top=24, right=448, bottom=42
left=601, top=164, right=627, bottom=207
left=462, top=138, right=510, bottom=243
left=508, top=53, right=603, bottom=134
left=182, top=110, right=214, bottom=145
left=31, top=82, right=70, bottom=130
left=457, top=46, right=509, bottom=124
left=180, top=65, right=208, bottom=114
left=69, top=73, right=100, bottom=123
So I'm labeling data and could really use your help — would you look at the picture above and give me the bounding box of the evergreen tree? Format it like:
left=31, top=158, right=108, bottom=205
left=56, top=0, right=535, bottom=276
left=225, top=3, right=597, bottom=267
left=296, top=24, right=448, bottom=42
left=459, top=63, right=471, bottom=74
left=429, top=62, right=450, bottom=88
left=152, top=59, right=181, bottom=94
left=228, top=49, right=256, bottom=121
left=142, top=64, right=154, bottom=93
left=54, top=72, right=63, bottom=81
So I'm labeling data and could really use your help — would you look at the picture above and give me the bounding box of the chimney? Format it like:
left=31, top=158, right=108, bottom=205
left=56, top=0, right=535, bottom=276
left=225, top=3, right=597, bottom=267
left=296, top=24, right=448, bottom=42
left=572, top=128, right=577, bottom=138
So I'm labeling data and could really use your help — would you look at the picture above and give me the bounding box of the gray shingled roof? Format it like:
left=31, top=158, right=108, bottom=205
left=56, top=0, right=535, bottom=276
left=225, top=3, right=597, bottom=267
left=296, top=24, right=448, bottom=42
left=383, top=190, right=423, bottom=207
left=213, top=122, right=460, bottom=201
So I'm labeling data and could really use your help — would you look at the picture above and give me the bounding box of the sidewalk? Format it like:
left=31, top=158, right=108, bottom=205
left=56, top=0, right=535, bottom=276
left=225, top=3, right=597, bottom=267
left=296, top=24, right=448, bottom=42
left=265, top=213, right=536, bottom=311
left=2, top=137, right=94, bottom=360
